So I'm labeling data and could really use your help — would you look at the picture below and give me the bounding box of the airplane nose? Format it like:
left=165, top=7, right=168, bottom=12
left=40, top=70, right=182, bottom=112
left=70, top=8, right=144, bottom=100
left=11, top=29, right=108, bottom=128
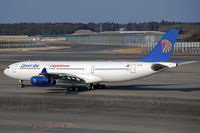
left=3, top=69, right=7, bottom=75
left=3, top=68, right=8, bottom=76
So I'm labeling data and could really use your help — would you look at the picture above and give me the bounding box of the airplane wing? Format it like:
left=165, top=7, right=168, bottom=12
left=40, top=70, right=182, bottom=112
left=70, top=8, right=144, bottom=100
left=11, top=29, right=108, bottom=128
left=39, top=68, right=85, bottom=83
left=39, top=68, right=102, bottom=84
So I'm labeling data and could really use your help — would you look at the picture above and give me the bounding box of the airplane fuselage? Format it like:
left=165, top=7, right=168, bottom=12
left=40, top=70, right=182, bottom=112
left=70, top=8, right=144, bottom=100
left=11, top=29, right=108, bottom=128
left=4, top=61, right=177, bottom=84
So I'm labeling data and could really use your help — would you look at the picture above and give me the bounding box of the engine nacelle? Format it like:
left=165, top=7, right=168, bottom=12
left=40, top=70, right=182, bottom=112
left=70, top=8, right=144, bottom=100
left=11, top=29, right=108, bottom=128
left=31, top=76, right=56, bottom=86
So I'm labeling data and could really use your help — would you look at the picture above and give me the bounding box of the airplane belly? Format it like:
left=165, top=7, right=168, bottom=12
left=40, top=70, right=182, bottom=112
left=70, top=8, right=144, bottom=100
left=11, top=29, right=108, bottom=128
left=134, top=67, right=156, bottom=79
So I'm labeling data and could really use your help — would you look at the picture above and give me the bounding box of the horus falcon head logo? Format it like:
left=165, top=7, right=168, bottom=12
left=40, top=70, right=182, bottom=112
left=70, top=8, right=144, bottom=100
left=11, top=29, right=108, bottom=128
left=161, top=40, right=172, bottom=53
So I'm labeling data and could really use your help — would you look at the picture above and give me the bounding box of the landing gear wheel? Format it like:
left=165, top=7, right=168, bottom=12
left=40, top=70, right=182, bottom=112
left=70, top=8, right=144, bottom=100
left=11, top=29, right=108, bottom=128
left=67, top=87, right=73, bottom=91
left=66, top=87, right=73, bottom=94
left=91, top=84, right=95, bottom=90
left=19, top=84, right=25, bottom=88
left=67, top=86, right=79, bottom=92
left=100, top=84, right=106, bottom=89
left=89, top=84, right=96, bottom=90
left=75, top=87, right=79, bottom=92
left=87, top=84, right=92, bottom=90
left=87, top=83, right=106, bottom=90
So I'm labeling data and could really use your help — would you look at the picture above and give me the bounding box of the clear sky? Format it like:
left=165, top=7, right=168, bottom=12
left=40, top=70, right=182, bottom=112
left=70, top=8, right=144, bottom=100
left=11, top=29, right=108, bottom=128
left=0, top=0, right=200, bottom=23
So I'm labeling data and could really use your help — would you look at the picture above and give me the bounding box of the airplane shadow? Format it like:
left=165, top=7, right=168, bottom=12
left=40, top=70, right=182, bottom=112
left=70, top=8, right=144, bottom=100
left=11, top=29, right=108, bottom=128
left=106, top=84, right=200, bottom=92
left=24, top=83, right=200, bottom=94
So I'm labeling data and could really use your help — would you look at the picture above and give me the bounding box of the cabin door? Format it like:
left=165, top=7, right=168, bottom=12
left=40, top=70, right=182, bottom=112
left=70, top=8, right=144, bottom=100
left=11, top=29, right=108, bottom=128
left=91, top=66, right=95, bottom=74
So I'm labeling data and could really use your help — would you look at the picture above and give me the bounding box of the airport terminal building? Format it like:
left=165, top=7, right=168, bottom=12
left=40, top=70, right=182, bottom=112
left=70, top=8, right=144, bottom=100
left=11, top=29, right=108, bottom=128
left=40, top=31, right=165, bottom=46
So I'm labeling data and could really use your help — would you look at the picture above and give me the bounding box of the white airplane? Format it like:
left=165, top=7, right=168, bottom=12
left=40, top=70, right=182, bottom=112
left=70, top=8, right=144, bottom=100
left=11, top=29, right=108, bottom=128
left=3, top=30, right=196, bottom=91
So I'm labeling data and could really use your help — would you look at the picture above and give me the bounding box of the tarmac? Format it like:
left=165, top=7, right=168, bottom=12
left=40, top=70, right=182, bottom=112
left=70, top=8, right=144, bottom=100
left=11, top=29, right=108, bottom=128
left=0, top=48, right=200, bottom=133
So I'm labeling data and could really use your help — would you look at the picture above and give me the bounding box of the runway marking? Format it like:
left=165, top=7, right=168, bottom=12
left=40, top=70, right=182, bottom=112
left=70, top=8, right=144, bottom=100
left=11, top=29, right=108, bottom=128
left=30, top=121, right=74, bottom=133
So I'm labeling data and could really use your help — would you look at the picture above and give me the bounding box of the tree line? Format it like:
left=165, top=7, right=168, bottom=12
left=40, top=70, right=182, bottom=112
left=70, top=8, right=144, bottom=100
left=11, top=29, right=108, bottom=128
left=0, top=21, right=200, bottom=41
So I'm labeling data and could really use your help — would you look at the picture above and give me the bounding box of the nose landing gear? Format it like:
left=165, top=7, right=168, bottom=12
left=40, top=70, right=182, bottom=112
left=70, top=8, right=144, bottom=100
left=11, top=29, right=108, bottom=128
left=19, top=80, right=25, bottom=88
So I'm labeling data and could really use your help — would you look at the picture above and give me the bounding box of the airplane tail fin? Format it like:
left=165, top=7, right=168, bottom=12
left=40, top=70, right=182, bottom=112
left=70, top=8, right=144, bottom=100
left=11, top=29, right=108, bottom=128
left=140, top=30, right=179, bottom=62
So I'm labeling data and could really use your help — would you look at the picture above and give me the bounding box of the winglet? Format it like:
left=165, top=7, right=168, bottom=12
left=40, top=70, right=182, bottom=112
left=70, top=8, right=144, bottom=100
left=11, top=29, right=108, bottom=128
left=140, top=30, right=179, bottom=62
left=41, top=68, right=47, bottom=74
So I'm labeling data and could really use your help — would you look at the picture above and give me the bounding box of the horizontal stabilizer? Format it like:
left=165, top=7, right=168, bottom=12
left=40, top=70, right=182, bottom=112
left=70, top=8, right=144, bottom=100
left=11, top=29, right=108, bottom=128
left=178, top=61, right=198, bottom=66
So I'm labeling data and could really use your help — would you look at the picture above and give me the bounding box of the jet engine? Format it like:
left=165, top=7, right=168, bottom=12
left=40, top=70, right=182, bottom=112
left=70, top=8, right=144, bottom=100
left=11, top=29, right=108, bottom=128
left=31, top=76, right=56, bottom=86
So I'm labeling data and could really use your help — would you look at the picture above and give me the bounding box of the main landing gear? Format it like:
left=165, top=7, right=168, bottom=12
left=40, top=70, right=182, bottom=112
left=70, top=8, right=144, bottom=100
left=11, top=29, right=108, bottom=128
left=66, top=83, right=106, bottom=92
left=19, top=80, right=25, bottom=88
left=67, top=86, right=79, bottom=92
left=66, top=83, right=80, bottom=92
left=87, top=83, right=106, bottom=90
